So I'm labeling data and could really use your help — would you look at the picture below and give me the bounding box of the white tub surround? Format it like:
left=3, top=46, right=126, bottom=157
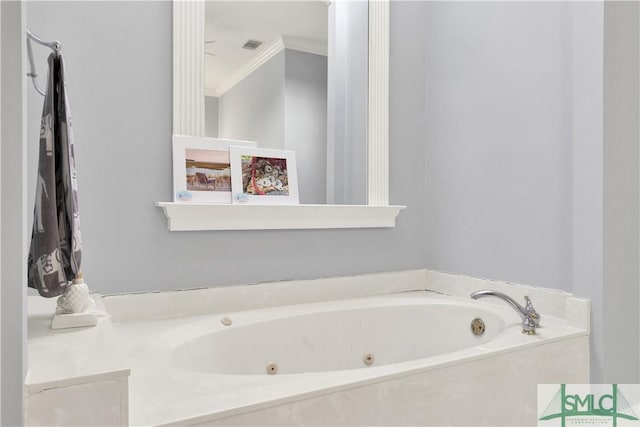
left=103, top=269, right=428, bottom=324
left=425, top=270, right=591, bottom=330
left=25, top=295, right=130, bottom=426
left=103, top=269, right=590, bottom=426
left=197, top=336, right=587, bottom=427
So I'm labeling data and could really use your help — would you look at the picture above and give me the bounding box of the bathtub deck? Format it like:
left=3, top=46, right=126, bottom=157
left=109, top=292, right=589, bottom=426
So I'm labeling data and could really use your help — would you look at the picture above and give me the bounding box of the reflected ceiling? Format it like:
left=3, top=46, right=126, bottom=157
left=205, top=1, right=328, bottom=96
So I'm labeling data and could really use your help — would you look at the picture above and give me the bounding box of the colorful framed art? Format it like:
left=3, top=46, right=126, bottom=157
left=229, top=146, right=299, bottom=205
left=172, top=135, right=256, bottom=203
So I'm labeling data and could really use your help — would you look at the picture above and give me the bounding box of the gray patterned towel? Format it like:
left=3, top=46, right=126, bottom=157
left=28, top=53, right=82, bottom=297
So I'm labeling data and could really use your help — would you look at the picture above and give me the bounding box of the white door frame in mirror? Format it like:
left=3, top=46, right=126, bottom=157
left=158, top=0, right=405, bottom=231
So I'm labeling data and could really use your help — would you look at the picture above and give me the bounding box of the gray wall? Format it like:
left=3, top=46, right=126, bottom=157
left=284, top=49, right=327, bottom=204
left=218, top=50, right=285, bottom=148
left=1, top=2, right=27, bottom=424
left=423, top=1, right=573, bottom=292
left=602, top=0, right=639, bottom=383
left=204, top=96, right=218, bottom=138
left=25, top=1, right=425, bottom=294
left=570, top=0, right=607, bottom=385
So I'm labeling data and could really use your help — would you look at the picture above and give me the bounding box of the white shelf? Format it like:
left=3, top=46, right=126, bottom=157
left=156, top=202, right=406, bottom=231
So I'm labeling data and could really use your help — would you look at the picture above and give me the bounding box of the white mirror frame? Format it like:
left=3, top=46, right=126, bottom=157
left=157, top=0, right=405, bottom=231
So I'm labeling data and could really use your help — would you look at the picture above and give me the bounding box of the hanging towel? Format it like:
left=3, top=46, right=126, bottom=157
left=28, top=53, right=82, bottom=297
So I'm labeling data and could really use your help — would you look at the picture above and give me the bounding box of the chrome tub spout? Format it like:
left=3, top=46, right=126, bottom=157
left=470, top=290, right=540, bottom=335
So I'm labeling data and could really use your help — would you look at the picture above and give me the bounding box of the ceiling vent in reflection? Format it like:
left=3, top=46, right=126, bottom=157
left=242, top=39, right=263, bottom=50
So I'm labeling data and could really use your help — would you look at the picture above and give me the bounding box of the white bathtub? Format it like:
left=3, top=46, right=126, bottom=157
left=171, top=298, right=506, bottom=375
left=108, top=285, right=590, bottom=426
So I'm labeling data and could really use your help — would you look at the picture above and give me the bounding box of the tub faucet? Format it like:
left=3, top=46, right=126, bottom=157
left=470, top=290, right=540, bottom=335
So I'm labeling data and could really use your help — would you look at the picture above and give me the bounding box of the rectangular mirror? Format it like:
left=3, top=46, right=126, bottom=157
left=172, top=0, right=389, bottom=208
left=203, top=1, right=336, bottom=204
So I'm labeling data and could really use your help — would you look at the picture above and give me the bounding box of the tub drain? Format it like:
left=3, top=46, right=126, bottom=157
left=363, top=352, right=375, bottom=365
left=471, top=318, right=485, bottom=335
left=266, top=362, right=278, bottom=375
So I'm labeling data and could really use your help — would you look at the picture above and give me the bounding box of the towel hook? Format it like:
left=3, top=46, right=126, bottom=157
left=26, top=29, right=62, bottom=96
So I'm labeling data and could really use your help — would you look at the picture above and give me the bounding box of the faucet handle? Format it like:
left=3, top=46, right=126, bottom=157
left=523, top=295, right=541, bottom=326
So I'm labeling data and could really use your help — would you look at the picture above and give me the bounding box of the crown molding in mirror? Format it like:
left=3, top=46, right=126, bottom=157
left=164, top=0, right=401, bottom=231
left=207, top=36, right=328, bottom=98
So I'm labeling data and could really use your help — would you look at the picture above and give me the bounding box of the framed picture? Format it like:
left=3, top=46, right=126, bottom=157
left=172, top=135, right=257, bottom=203
left=229, top=146, right=299, bottom=205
